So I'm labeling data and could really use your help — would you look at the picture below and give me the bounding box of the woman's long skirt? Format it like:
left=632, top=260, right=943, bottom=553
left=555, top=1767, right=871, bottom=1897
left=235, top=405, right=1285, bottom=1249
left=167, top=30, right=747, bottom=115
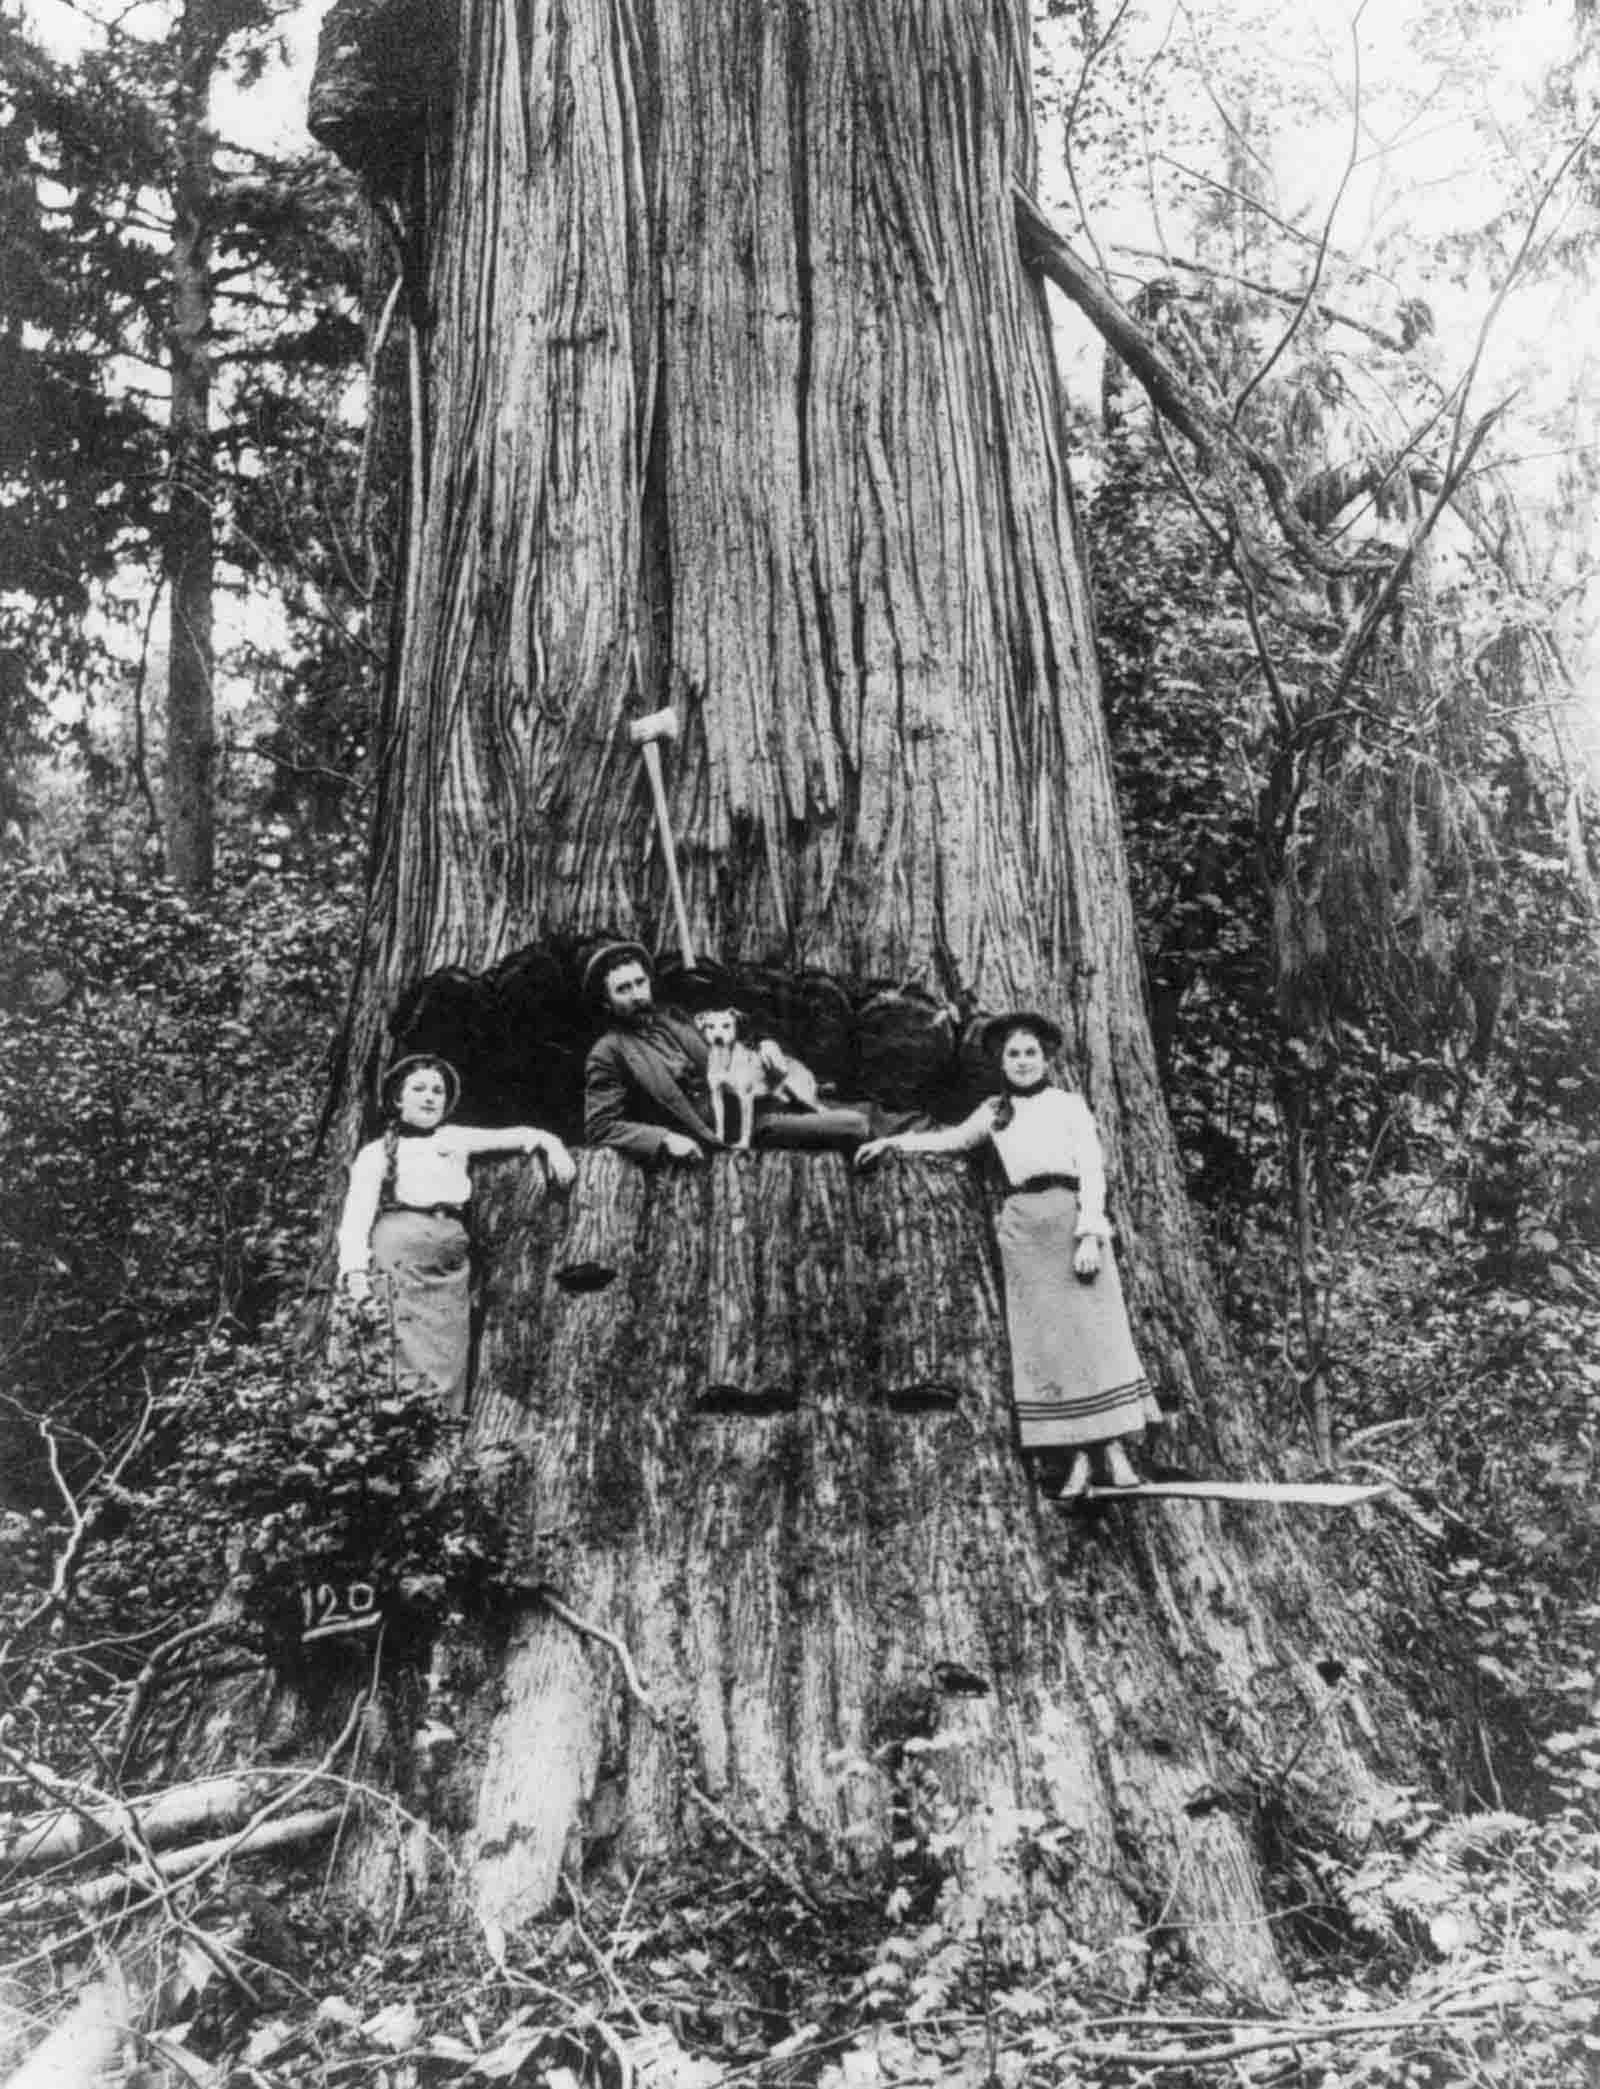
left=994, top=1186, right=1156, bottom=1451
left=370, top=1208, right=472, bottom=1414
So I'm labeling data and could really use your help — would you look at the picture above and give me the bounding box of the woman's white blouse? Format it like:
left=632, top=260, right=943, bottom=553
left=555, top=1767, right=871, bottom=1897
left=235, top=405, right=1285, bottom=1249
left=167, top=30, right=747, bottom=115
left=336, top=1131, right=478, bottom=1276
left=923, top=1087, right=1112, bottom=1238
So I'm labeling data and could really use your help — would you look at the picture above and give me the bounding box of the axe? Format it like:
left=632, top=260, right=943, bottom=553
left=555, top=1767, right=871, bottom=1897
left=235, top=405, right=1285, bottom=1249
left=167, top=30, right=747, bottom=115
left=627, top=706, right=697, bottom=972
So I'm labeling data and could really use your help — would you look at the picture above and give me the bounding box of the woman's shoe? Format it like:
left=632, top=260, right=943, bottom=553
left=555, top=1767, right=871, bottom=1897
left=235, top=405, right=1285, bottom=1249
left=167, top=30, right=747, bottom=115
left=1102, top=1441, right=1141, bottom=1489
left=1056, top=1452, right=1093, bottom=1501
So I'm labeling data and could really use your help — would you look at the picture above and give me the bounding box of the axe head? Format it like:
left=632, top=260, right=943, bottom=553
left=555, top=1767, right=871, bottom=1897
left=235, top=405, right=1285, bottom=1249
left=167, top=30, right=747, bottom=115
left=628, top=706, right=679, bottom=747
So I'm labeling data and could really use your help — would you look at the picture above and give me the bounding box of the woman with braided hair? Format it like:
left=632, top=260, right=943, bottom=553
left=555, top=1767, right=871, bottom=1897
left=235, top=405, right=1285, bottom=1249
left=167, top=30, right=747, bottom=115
left=337, top=1054, right=575, bottom=1412
left=857, top=1014, right=1160, bottom=1498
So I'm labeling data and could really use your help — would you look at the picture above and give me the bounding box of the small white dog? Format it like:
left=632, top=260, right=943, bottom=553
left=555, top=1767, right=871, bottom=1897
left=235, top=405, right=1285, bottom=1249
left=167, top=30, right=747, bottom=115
left=693, top=1007, right=768, bottom=1150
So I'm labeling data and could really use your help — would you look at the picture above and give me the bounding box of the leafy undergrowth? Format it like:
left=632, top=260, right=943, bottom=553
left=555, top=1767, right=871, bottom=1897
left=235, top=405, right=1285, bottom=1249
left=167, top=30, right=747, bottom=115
left=1292, top=1217, right=1600, bottom=1822
left=8, top=1800, right=1597, bottom=2089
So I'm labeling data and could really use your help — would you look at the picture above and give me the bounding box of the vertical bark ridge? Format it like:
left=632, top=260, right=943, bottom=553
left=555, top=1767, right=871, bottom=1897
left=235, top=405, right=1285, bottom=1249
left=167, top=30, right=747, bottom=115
left=372, top=0, right=651, bottom=998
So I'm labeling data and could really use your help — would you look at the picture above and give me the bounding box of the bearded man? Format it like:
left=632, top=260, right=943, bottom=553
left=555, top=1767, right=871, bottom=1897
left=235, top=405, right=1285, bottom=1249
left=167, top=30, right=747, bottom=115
left=582, top=943, right=884, bottom=1164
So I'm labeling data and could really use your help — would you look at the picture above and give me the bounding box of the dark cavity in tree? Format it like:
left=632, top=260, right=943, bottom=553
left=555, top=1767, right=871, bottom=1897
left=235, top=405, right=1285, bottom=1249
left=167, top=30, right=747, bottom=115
left=380, top=941, right=997, bottom=1141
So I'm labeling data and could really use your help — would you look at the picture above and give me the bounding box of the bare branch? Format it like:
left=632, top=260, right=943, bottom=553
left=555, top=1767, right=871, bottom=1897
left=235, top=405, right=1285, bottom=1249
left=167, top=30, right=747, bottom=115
left=0, top=1420, right=94, bottom=1667
left=1440, top=112, right=1600, bottom=486
left=0, top=1807, right=344, bottom=1948
left=1234, top=0, right=1370, bottom=420
left=1155, top=151, right=1402, bottom=296
left=1057, top=0, right=1138, bottom=281
left=242, top=740, right=366, bottom=792
left=113, top=1618, right=231, bottom=1770
left=1013, top=187, right=1382, bottom=582
left=1114, top=247, right=1411, bottom=354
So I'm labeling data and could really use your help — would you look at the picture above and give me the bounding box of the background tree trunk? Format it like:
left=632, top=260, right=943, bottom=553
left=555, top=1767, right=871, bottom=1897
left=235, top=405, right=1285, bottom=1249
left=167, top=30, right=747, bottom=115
left=304, top=0, right=1438, bottom=2000
left=163, top=0, right=217, bottom=895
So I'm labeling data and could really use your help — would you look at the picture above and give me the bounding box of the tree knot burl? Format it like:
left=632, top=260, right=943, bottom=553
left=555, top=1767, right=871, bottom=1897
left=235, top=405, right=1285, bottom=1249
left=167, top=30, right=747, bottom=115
left=307, top=0, right=453, bottom=186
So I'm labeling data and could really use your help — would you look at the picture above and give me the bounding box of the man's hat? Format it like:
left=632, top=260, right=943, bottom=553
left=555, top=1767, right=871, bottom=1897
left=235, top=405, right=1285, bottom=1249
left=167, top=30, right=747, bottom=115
left=381, top=1052, right=461, bottom=1115
left=978, top=1010, right=1064, bottom=1058
left=581, top=940, right=654, bottom=1002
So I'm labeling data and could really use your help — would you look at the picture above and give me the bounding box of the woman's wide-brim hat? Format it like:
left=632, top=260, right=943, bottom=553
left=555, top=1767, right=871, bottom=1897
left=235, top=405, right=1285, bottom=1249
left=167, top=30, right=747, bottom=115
left=978, top=1010, right=1064, bottom=1058
left=382, top=1053, right=461, bottom=1115
left=581, top=939, right=654, bottom=1002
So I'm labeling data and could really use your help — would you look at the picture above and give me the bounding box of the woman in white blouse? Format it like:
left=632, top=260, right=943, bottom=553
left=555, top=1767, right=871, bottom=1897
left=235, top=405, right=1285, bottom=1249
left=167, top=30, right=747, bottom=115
left=338, top=1055, right=575, bottom=1412
left=857, top=1014, right=1159, bottom=1498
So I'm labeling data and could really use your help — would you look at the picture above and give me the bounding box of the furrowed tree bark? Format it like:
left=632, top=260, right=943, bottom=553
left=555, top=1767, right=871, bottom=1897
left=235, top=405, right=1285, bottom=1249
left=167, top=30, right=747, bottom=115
left=340, top=0, right=1125, bottom=1015
left=298, top=0, right=1442, bottom=2005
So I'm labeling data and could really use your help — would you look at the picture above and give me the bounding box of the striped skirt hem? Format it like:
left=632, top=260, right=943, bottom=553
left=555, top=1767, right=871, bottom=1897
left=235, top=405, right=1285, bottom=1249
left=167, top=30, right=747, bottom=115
left=1015, top=1376, right=1154, bottom=1451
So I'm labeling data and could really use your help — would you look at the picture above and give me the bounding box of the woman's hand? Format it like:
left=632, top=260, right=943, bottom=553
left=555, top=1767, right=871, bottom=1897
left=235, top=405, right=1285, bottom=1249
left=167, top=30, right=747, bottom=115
left=341, top=1268, right=374, bottom=1307
left=531, top=1132, right=577, bottom=1188
left=854, top=1136, right=901, bottom=1170
left=1073, top=1236, right=1102, bottom=1280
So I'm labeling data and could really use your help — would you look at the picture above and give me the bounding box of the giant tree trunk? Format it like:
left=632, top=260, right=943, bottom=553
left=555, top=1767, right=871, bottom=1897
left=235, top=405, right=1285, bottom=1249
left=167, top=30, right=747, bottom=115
left=303, top=0, right=1430, bottom=2001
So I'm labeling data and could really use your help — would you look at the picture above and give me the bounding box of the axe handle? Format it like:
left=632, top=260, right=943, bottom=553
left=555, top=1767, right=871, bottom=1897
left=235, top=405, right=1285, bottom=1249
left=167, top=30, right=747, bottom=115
left=638, top=739, right=697, bottom=972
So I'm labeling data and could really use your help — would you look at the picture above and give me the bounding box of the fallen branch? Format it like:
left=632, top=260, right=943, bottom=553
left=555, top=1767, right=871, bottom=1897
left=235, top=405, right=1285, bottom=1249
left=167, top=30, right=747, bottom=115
left=1056, top=1982, right=1515, bottom=2071
left=677, top=1783, right=820, bottom=1914
left=562, top=1870, right=649, bottom=2033
left=0, top=1807, right=344, bottom=1979
left=500, top=1966, right=640, bottom=2089
left=0, top=1763, right=309, bottom=1874
left=0, top=1695, right=368, bottom=1970
left=0, top=1740, right=263, bottom=2016
left=1, top=1681, right=365, bottom=1876
left=72, top=1805, right=345, bottom=1912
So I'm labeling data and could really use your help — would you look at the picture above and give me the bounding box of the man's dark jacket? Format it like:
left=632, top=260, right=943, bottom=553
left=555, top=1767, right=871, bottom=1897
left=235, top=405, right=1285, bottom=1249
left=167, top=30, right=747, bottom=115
left=584, top=1010, right=717, bottom=1163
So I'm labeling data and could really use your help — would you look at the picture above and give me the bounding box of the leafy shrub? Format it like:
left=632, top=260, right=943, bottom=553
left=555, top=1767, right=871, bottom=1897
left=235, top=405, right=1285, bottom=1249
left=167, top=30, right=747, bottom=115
left=193, top=1322, right=517, bottom=1659
left=0, top=857, right=356, bottom=1472
left=0, top=853, right=366, bottom=1744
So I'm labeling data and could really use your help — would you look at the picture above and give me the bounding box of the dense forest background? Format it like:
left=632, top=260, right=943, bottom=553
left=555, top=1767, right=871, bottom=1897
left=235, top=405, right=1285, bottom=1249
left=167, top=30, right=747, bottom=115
left=3, top=0, right=1600, bottom=2080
